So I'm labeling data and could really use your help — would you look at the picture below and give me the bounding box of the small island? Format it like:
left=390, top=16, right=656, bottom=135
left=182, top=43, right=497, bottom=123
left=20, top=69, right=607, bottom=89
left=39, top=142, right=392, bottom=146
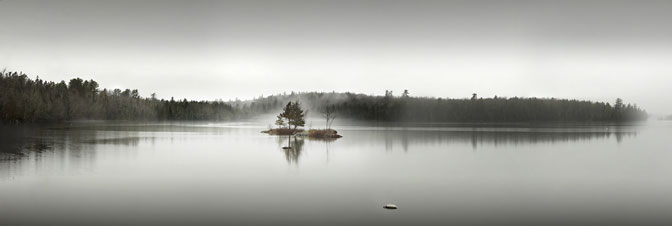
left=262, top=101, right=342, bottom=139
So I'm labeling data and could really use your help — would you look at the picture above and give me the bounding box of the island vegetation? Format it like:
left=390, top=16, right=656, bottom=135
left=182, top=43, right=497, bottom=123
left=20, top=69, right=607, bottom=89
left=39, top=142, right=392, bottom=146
left=262, top=101, right=342, bottom=139
left=263, top=101, right=306, bottom=135
left=1, top=70, right=648, bottom=124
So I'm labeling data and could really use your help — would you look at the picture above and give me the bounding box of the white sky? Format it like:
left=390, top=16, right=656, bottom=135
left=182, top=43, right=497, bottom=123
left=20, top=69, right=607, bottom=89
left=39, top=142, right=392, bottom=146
left=1, top=0, right=671, bottom=114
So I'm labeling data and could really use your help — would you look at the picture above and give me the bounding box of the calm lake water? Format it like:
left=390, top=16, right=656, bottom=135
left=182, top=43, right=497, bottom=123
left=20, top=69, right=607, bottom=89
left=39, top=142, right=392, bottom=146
left=1, top=121, right=671, bottom=225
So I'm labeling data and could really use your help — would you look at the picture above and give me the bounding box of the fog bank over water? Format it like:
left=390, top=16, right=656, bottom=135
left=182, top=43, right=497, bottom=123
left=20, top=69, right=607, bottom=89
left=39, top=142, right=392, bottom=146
left=1, top=0, right=671, bottom=114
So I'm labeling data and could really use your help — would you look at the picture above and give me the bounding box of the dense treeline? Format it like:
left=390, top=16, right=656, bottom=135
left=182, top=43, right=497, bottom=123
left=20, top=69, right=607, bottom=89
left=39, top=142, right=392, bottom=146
left=0, top=71, right=236, bottom=123
left=1, top=70, right=647, bottom=123
left=234, top=91, right=648, bottom=122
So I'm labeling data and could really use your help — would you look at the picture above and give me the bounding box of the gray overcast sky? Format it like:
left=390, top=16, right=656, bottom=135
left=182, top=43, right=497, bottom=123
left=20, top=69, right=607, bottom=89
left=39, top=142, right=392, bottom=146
left=1, top=0, right=671, bottom=114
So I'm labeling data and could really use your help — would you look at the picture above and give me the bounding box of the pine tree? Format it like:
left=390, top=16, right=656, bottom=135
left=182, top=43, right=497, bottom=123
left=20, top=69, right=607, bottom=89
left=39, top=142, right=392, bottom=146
left=278, top=101, right=306, bottom=130
left=275, top=115, right=286, bottom=128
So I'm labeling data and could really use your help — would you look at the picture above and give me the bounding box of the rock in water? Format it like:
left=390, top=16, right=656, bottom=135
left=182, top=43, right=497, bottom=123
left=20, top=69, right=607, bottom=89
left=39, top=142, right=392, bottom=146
left=383, top=204, right=398, bottom=209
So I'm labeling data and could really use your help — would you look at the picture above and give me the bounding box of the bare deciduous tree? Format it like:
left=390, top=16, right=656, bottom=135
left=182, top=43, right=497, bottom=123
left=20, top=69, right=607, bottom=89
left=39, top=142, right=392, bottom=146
left=321, top=105, right=337, bottom=129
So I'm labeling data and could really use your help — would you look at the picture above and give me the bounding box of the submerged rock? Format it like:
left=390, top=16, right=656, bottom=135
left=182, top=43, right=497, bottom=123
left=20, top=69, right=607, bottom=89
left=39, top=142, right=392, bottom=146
left=383, top=204, right=398, bottom=209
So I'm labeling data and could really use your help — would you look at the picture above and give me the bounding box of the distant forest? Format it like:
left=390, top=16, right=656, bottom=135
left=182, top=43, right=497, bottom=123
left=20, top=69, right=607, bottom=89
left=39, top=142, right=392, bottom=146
left=0, top=71, right=235, bottom=122
left=236, top=91, right=648, bottom=123
left=1, top=70, right=648, bottom=123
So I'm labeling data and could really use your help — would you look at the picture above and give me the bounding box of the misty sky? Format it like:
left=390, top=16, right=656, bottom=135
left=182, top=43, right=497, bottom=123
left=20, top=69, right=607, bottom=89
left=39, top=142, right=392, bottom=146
left=1, top=0, right=671, bottom=114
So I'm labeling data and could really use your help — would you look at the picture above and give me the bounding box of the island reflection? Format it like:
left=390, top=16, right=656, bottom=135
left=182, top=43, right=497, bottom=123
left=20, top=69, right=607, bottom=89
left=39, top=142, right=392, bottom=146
left=0, top=123, right=639, bottom=173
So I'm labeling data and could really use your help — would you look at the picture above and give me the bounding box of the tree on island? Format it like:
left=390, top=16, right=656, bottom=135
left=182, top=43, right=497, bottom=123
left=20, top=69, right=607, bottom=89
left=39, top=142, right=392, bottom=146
left=278, top=101, right=306, bottom=130
left=321, top=105, right=336, bottom=129
left=272, top=101, right=306, bottom=148
left=267, top=101, right=341, bottom=139
left=275, top=115, right=286, bottom=128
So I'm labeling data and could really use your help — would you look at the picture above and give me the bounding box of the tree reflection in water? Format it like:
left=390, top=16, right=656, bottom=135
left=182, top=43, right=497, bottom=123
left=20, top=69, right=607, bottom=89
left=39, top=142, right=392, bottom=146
left=277, top=135, right=338, bottom=165
left=277, top=136, right=304, bottom=164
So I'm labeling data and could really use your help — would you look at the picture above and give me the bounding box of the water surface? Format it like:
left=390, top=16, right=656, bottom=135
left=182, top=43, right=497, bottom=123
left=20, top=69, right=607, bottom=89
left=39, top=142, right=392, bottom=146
left=1, top=121, right=671, bottom=225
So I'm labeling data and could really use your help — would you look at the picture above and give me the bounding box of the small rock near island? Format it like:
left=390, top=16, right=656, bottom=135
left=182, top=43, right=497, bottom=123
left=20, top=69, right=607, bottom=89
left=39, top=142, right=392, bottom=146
left=383, top=204, right=398, bottom=209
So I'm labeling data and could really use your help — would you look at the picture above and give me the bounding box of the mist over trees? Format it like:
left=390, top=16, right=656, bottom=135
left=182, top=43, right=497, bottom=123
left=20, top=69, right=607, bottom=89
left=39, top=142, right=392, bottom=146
left=234, top=91, right=648, bottom=123
left=1, top=70, right=648, bottom=123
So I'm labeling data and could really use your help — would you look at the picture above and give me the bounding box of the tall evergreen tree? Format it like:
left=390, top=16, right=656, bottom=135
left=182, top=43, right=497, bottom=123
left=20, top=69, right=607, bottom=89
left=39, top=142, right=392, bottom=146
left=278, top=101, right=306, bottom=130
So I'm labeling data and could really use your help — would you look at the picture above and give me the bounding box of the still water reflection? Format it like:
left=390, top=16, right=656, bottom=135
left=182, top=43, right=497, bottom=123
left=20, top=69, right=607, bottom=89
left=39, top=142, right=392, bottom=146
left=0, top=121, right=670, bottom=225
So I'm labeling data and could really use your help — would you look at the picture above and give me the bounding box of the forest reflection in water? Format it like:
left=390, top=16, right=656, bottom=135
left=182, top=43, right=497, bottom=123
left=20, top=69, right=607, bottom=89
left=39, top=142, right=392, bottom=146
left=0, top=122, right=642, bottom=181
left=3, top=122, right=670, bottom=226
left=270, top=125, right=636, bottom=164
left=1, top=123, right=637, bottom=166
left=374, top=128, right=636, bottom=152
